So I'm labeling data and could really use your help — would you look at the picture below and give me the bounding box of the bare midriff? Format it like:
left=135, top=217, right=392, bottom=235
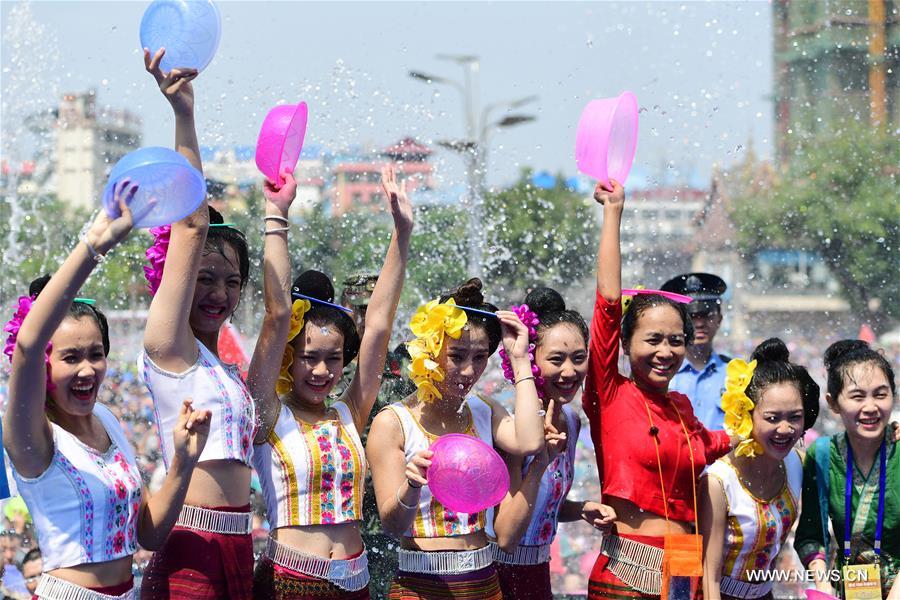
left=401, top=531, right=488, bottom=552
left=606, top=496, right=692, bottom=536
left=48, top=555, right=133, bottom=588
left=272, top=522, right=364, bottom=559
left=183, top=459, right=252, bottom=508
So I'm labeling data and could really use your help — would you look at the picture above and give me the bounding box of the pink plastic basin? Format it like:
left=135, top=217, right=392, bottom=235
left=575, top=91, right=639, bottom=186
left=255, top=102, right=308, bottom=185
left=427, top=433, right=509, bottom=515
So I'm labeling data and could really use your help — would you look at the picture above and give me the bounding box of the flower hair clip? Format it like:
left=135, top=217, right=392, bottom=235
left=722, top=358, right=761, bottom=458
left=3, top=295, right=54, bottom=391
left=143, top=225, right=171, bottom=296
left=498, top=304, right=545, bottom=398
left=406, top=298, right=467, bottom=404
left=276, top=299, right=312, bottom=395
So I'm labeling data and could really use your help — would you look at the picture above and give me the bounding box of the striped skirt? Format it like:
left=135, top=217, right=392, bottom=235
left=495, top=561, right=552, bottom=600
left=588, top=533, right=664, bottom=600
left=253, top=556, right=371, bottom=599
left=388, top=565, right=502, bottom=600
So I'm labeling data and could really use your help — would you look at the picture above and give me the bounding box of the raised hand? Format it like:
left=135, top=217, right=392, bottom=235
left=496, top=310, right=531, bottom=364
left=264, top=170, right=298, bottom=213
left=593, top=179, right=625, bottom=208
left=542, top=399, right=566, bottom=462
left=144, top=47, right=198, bottom=117
left=581, top=500, right=617, bottom=532
left=85, top=179, right=141, bottom=255
left=172, top=399, right=211, bottom=463
left=380, top=165, right=413, bottom=234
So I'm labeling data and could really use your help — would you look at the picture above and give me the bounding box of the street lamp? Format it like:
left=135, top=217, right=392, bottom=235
left=409, top=57, right=537, bottom=276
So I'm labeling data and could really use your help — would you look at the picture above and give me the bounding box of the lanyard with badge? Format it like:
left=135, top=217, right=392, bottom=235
left=642, top=398, right=703, bottom=600
left=842, top=438, right=886, bottom=600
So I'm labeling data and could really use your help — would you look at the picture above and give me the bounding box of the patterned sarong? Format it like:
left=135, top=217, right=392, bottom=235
left=140, top=505, right=253, bottom=600
left=588, top=533, right=664, bottom=600
left=495, top=561, right=551, bottom=600
left=253, top=554, right=371, bottom=599
left=388, top=565, right=502, bottom=599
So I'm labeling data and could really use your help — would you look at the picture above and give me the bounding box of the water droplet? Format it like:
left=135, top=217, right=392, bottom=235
left=328, top=373, right=334, bottom=379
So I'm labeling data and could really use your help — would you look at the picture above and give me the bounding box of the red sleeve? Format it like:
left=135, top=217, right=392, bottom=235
left=673, top=392, right=731, bottom=462
left=583, top=289, right=623, bottom=427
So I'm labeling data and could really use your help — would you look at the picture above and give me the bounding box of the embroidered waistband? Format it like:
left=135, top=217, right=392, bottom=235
left=490, top=542, right=552, bottom=566
left=720, top=575, right=773, bottom=599
left=176, top=504, right=252, bottom=535
left=600, top=534, right=663, bottom=596
left=265, top=536, right=369, bottom=591
left=398, top=545, right=493, bottom=575
left=35, top=574, right=134, bottom=600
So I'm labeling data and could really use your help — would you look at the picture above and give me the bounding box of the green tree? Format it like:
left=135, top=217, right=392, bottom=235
left=731, top=124, right=899, bottom=332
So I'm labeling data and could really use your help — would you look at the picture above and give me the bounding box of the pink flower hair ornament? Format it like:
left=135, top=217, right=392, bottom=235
left=3, top=295, right=54, bottom=391
left=498, top=304, right=545, bottom=399
left=143, top=225, right=171, bottom=296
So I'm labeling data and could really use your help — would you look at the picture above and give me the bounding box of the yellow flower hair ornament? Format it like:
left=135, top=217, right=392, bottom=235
left=407, top=298, right=467, bottom=403
left=722, top=358, right=762, bottom=458
left=276, top=298, right=312, bottom=396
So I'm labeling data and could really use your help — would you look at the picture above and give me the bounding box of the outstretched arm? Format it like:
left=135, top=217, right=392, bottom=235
left=248, top=173, right=297, bottom=442
left=141, top=48, right=209, bottom=372
left=594, top=180, right=625, bottom=303
left=346, top=166, right=413, bottom=430
left=138, top=400, right=210, bottom=549
left=699, top=474, right=727, bottom=600
left=3, top=183, right=139, bottom=478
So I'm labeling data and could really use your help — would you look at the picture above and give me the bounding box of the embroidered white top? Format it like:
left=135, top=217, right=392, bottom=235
left=139, top=339, right=256, bottom=469
left=517, top=405, right=581, bottom=547
left=703, top=450, right=802, bottom=591
left=387, top=396, right=494, bottom=539
left=254, top=398, right=366, bottom=528
left=12, top=404, right=143, bottom=571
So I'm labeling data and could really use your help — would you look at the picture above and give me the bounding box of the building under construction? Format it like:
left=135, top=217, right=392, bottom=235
left=773, top=0, right=898, bottom=160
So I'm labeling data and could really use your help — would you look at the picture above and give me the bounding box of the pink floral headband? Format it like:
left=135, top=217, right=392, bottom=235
left=3, top=295, right=54, bottom=391
left=143, top=225, right=171, bottom=296
left=498, top=304, right=545, bottom=399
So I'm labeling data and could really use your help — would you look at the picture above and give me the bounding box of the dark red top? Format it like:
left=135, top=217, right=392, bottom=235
left=583, top=290, right=731, bottom=523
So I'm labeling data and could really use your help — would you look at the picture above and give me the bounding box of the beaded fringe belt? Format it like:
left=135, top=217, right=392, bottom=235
left=175, top=504, right=252, bottom=535
left=398, top=545, right=493, bottom=575
left=35, top=574, right=134, bottom=600
left=265, top=536, right=370, bottom=592
left=600, top=534, right=664, bottom=596
left=490, top=542, right=552, bottom=566
left=720, top=575, right=773, bottom=599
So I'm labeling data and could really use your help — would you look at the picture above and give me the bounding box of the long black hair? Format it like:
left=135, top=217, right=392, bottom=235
left=291, top=270, right=360, bottom=366
left=29, top=275, right=110, bottom=355
left=746, top=338, right=819, bottom=431
left=207, top=206, right=250, bottom=289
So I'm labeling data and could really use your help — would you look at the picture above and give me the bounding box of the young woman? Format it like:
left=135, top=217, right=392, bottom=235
left=584, top=180, right=734, bottom=599
left=699, top=338, right=820, bottom=600
left=249, top=167, right=412, bottom=598
left=795, top=340, right=899, bottom=599
left=3, top=184, right=210, bottom=600
left=491, top=287, right=616, bottom=600
left=137, top=48, right=294, bottom=598
left=366, top=278, right=545, bottom=600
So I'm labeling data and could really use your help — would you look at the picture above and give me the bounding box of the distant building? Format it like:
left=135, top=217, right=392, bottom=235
left=329, top=138, right=434, bottom=216
left=54, top=90, right=142, bottom=211
left=773, top=0, right=898, bottom=160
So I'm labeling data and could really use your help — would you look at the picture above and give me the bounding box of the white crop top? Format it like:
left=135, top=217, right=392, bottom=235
left=387, top=396, right=494, bottom=539
left=254, top=398, right=366, bottom=529
left=139, top=339, right=256, bottom=469
left=517, top=405, right=580, bottom=547
left=13, top=404, right=143, bottom=571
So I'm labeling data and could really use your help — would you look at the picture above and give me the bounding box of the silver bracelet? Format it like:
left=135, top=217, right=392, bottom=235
left=264, top=226, right=290, bottom=235
left=396, top=485, right=418, bottom=510
left=515, top=375, right=535, bottom=385
left=81, top=235, right=105, bottom=263
left=263, top=215, right=289, bottom=225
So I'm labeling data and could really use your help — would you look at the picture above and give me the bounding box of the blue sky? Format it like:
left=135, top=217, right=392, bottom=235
left=2, top=1, right=773, bottom=190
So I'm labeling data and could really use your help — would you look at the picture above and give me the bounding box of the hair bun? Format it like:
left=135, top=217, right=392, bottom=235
left=208, top=205, right=225, bottom=225
left=751, top=337, right=790, bottom=363
left=28, top=274, right=52, bottom=298
left=824, top=339, right=869, bottom=369
left=452, top=278, right=485, bottom=308
left=524, top=287, right=566, bottom=318
left=292, top=270, right=335, bottom=302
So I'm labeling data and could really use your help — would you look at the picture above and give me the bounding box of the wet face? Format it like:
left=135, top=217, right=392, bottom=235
left=47, top=316, right=107, bottom=416
left=751, top=382, right=805, bottom=460
left=831, top=362, right=895, bottom=444
left=436, top=325, right=491, bottom=401
left=189, top=244, right=243, bottom=335
left=535, top=323, right=588, bottom=404
left=289, top=323, right=344, bottom=405
left=22, top=556, right=41, bottom=594
left=624, top=305, right=687, bottom=394
left=689, top=309, right=721, bottom=347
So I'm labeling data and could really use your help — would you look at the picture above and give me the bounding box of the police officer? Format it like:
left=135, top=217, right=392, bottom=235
left=661, top=272, right=730, bottom=430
